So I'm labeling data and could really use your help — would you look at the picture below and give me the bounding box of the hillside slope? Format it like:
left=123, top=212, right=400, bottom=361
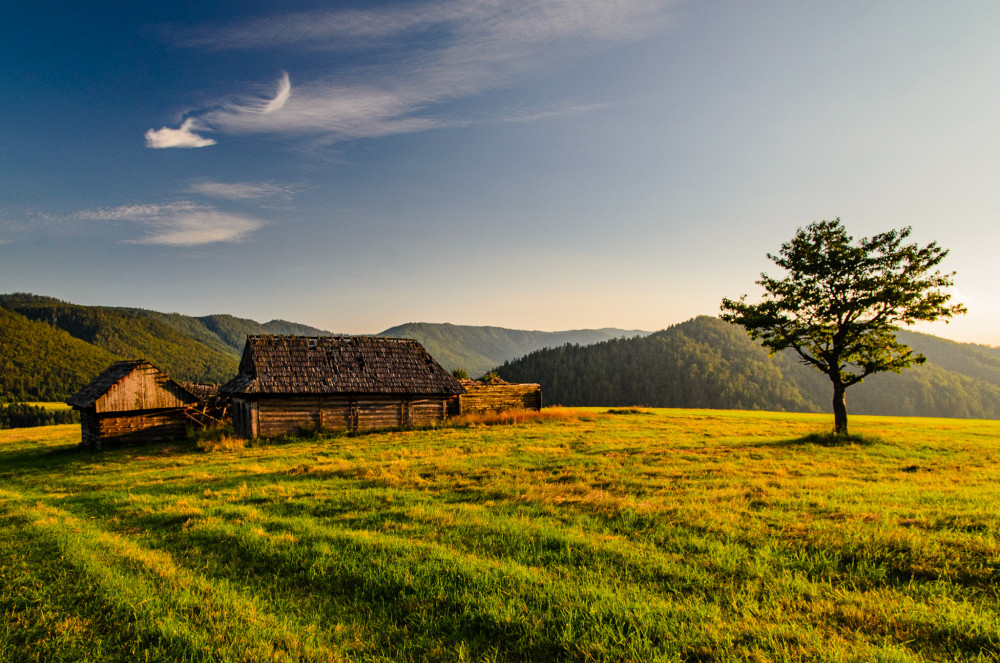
left=379, top=322, right=650, bottom=376
left=0, top=306, right=119, bottom=401
left=496, top=316, right=1000, bottom=419
left=4, top=292, right=996, bottom=418
left=0, top=294, right=238, bottom=384
left=121, top=310, right=338, bottom=354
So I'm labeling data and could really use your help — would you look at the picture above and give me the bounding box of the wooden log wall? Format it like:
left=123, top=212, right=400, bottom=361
left=79, top=409, right=100, bottom=450
left=411, top=398, right=448, bottom=426
left=458, top=383, right=542, bottom=414
left=244, top=394, right=451, bottom=438
left=81, top=408, right=189, bottom=450
left=232, top=399, right=260, bottom=439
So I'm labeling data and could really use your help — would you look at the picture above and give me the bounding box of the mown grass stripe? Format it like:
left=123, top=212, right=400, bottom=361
left=2, top=411, right=999, bottom=661
left=2, top=490, right=354, bottom=662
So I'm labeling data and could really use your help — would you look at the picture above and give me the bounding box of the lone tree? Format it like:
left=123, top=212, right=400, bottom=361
left=720, top=218, right=965, bottom=436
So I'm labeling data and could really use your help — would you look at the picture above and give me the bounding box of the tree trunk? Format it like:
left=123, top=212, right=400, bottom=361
left=832, top=382, right=848, bottom=436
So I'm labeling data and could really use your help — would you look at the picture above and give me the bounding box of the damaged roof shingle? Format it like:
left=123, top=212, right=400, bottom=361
left=220, top=335, right=465, bottom=396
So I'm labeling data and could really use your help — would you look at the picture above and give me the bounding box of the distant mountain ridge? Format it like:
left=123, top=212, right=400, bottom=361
left=379, top=322, right=650, bottom=377
left=495, top=316, right=1000, bottom=420
left=0, top=306, right=119, bottom=402
left=3, top=292, right=996, bottom=419
left=0, top=293, right=646, bottom=401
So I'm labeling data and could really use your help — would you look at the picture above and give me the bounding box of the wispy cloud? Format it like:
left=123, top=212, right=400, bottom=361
left=77, top=202, right=263, bottom=245
left=187, top=180, right=297, bottom=201
left=150, top=0, right=676, bottom=146
left=495, top=101, right=620, bottom=124
left=146, top=74, right=290, bottom=148
left=168, top=1, right=674, bottom=52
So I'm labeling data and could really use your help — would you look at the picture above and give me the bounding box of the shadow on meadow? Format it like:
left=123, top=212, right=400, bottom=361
left=0, top=439, right=98, bottom=474
left=752, top=431, right=884, bottom=449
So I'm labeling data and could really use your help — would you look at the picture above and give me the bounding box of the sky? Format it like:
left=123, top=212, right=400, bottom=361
left=2, top=1, right=999, bottom=345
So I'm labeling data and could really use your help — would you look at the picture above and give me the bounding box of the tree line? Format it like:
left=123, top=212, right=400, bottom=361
left=0, top=402, right=79, bottom=429
left=495, top=316, right=1000, bottom=419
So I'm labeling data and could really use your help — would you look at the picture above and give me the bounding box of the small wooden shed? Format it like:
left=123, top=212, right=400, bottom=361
left=67, top=360, right=202, bottom=450
left=221, top=335, right=466, bottom=438
left=456, top=379, right=542, bottom=414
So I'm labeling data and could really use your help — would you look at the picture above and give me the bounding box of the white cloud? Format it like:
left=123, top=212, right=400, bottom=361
left=187, top=180, right=296, bottom=201
left=262, top=72, right=291, bottom=113
left=76, top=201, right=202, bottom=221
left=223, top=72, right=292, bottom=117
left=145, top=118, right=216, bottom=149
left=126, top=210, right=262, bottom=246
left=77, top=202, right=263, bottom=245
left=153, top=1, right=677, bottom=144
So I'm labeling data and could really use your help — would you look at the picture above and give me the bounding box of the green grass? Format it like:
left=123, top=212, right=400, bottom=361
left=0, top=401, right=72, bottom=412
left=1, top=409, right=999, bottom=662
left=18, top=401, right=73, bottom=411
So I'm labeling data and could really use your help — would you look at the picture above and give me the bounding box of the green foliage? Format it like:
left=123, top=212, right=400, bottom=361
left=0, top=295, right=238, bottom=384
left=721, top=219, right=965, bottom=433
left=895, top=329, right=1000, bottom=388
left=0, top=402, right=79, bottom=429
left=450, top=367, right=469, bottom=380
left=498, top=316, right=818, bottom=411
left=116, top=309, right=241, bottom=356
left=478, top=371, right=501, bottom=384
left=496, top=316, right=1000, bottom=419
left=0, top=305, right=119, bottom=401
left=2, top=412, right=1000, bottom=661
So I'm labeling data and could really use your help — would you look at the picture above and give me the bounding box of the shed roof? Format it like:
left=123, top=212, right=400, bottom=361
left=67, top=360, right=200, bottom=409
left=220, top=335, right=466, bottom=396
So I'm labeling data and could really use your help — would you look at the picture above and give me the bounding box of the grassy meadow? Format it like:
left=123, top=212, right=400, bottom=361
left=19, top=402, right=73, bottom=411
left=1, top=408, right=998, bottom=662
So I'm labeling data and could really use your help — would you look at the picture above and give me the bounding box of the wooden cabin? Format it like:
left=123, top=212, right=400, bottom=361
left=67, top=360, right=202, bottom=450
left=456, top=379, right=542, bottom=414
left=221, top=335, right=466, bottom=438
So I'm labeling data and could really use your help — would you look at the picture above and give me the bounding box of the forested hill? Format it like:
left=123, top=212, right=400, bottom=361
left=0, top=306, right=119, bottom=402
left=4, top=292, right=997, bottom=417
left=0, top=295, right=348, bottom=401
left=495, top=316, right=1000, bottom=419
left=379, top=322, right=650, bottom=377
left=0, top=293, right=644, bottom=401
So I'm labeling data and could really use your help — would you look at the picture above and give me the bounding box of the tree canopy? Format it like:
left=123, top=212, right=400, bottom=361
left=720, top=219, right=965, bottom=435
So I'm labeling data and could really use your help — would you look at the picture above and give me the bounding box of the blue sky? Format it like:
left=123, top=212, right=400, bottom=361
left=3, top=1, right=998, bottom=344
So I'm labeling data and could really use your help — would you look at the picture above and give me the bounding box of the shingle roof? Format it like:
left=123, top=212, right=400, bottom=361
left=66, top=360, right=199, bottom=408
left=220, top=335, right=466, bottom=396
left=180, top=382, right=220, bottom=400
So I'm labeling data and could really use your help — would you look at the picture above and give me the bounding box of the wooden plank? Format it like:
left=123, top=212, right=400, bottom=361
left=458, top=384, right=542, bottom=414
left=94, top=364, right=198, bottom=414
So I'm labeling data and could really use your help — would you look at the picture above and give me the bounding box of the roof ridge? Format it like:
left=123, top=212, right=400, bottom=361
left=67, top=359, right=200, bottom=408
left=224, top=335, right=463, bottom=396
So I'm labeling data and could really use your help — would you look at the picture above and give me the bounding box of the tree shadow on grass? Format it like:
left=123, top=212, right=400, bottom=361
left=757, top=431, right=884, bottom=448
left=0, top=440, right=93, bottom=475
left=0, top=437, right=199, bottom=476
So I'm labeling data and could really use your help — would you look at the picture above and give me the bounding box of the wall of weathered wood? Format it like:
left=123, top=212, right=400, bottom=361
left=232, top=394, right=451, bottom=438
left=79, top=408, right=189, bottom=450
left=93, top=364, right=197, bottom=414
left=457, top=383, right=542, bottom=414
